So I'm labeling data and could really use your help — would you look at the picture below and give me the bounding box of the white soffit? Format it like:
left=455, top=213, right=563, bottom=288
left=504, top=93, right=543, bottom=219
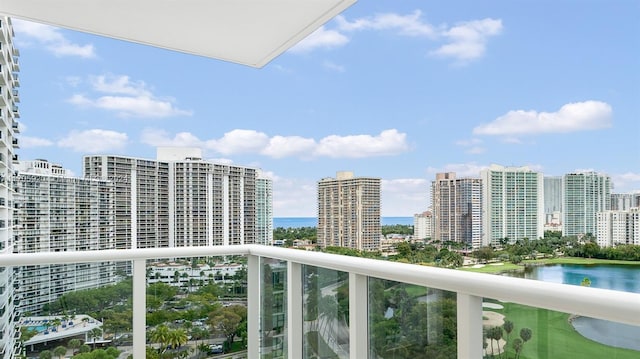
left=0, top=0, right=357, bottom=68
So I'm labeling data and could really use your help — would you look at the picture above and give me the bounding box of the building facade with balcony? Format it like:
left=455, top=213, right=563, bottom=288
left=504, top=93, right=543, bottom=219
left=317, top=171, right=381, bottom=251
left=256, top=172, right=274, bottom=246
left=481, top=165, right=544, bottom=246
left=432, top=173, right=483, bottom=249
left=0, top=15, right=20, bottom=358
left=563, top=171, right=611, bottom=237
left=13, top=160, right=116, bottom=315
left=83, top=147, right=259, bottom=249
left=413, top=210, right=433, bottom=241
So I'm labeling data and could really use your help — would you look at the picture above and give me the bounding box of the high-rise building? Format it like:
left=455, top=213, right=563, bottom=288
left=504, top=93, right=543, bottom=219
left=431, top=173, right=483, bottom=249
left=413, top=211, right=433, bottom=241
left=543, top=176, right=563, bottom=230
left=596, top=208, right=639, bottom=247
left=83, top=148, right=258, bottom=249
left=611, top=193, right=636, bottom=211
left=0, top=16, right=20, bottom=358
left=13, top=160, right=115, bottom=315
left=563, top=172, right=611, bottom=237
left=256, top=172, right=273, bottom=246
left=481, top=165, right=544, bottom=247
left=317, top=171, right=381, bottom=251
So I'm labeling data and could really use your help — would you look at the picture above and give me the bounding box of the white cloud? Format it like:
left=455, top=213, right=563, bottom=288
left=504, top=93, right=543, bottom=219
left=336, top=10, right=436, bottom=37
left=612, top=172, right=640, bottom=193
left=430, top=18, right=503, bottom=63
left=68, top=75, right=192, bottom=118
left=314, top=129, right=409, bottom=158
left=381, top=178, right=430, bottom=216
left=58, top=129, right=128, bottom=153
left=290, top=26, right=350, bottom=53
left=206, top=129, right=271, bottom=155
left=474, top=100, right=613, bottom=136
left=142, top=128, right=410, bottom=159
left=290, top=11, right=500, bottom=64
left=20, top=136, right=54, bottom=148
left=141, top=128, right=203, bottom=147
left=272, top=177, right=317, bottom=217
left=12, top=19, right=96, bottom=58
left=261, top=136, right=317, bottom=159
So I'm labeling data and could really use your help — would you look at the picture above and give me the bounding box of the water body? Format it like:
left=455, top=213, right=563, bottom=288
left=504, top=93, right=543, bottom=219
left=525, top=264, right=640, bottom=351
left=273, top=216, right=413, bottom=228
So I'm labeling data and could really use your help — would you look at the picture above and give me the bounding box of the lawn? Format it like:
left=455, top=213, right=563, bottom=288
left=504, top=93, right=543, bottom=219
left=484, top=301, right=640, bottom=359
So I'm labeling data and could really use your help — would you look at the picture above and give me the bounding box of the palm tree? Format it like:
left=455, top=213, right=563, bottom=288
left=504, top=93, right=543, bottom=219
left=78, top=344, right=91, bottom=354
left=512, top=338, right=523, bottom=359
left=167, top=328, right=189, bottom=350
left=502, top=320, right=514, bottom=355
left=38, top=350, right=52, bottom=359
left=486, top=326, right=503, bottom=358
left=150, top=324, right=171, bottom=353
left=88, top=328, right=103, bottom=349
left=518, top=328, right=532, bottom=358
left=67, top=338, right=82, bottom=353
left=52, top=346, right=67, bottom=359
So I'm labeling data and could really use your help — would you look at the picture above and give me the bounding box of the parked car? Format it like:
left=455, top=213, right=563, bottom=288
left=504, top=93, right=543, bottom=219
left=209, top=344, right=224, bottom=354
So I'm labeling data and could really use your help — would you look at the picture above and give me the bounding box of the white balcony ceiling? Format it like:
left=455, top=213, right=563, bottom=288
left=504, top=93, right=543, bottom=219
left=0, top=0, right=356, bottom=68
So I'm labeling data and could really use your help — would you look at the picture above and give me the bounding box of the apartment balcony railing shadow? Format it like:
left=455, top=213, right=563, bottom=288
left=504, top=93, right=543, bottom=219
left=2, top=245, right=639, bottom=359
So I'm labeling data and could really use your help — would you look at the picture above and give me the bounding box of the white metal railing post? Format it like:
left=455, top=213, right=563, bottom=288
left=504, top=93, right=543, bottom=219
left=247, top=254, right=260, bottom=359
left=132, top=259, right=146, bottom=358
left=287, top=261, right=302, bottom=358
left=457, top=293, right=483, bottom=359
left=349, top=273, right=368, bottom=358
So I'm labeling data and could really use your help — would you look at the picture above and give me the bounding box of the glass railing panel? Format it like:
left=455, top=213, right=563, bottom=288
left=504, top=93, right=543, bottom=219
left=302, top=265, right=349, bottom=359
left=369, top=278, right=457, bottom=359
left=145, top=255, right=248, bottom=358
left=260, top=257, right=287, bottom=359
left=481, top=298, right=640, bottom=359
left=19, top=260, right=130, bottom=359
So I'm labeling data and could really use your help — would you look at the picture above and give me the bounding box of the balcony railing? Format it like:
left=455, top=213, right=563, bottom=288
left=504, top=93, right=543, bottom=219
left=1, top=245, right=639, bottom=359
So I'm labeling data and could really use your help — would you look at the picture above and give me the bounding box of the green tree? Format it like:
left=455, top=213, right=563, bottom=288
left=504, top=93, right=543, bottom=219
left=68, top=338, right=82, bottom=353
left=89, top=328, right=103, bottom=349
left=167, top=328, right=189, bottom=349
left=486, top=326, right=503, bottom=358
left=518, top=327, right=533, bottom=358
left=512, top=338, right=523, bottom=359
left=79, top=344, right=91, bottom=353
left=150, top=324, right=171, bottom=352
left=580, top=277, right=591, bottom=287
left=502, top=320, right=514, bottom=354
left=209, top=305, right=247, bottom=349
left=52, top=346, right=67, bottom=359
left=39, top=350, right=52, bottom=359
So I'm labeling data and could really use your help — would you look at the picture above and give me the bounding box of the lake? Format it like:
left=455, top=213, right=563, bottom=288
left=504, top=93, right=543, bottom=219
left=525, top=263, right=640, bottom=351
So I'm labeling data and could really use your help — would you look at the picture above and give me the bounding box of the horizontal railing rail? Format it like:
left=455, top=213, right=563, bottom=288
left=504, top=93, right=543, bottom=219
left=2, top=244, right=639, bottom=359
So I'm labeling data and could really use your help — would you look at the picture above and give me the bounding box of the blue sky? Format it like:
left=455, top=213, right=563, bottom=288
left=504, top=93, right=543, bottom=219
left=11, top=1, right=640, bottom=217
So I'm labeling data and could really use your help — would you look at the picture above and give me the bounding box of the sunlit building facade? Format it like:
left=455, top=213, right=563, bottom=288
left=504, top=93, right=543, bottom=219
left=84, top=148, right=258, bottom=249
left=256, top=173, right=273, bottom=246
left=13, top=160, right=115, bottom=315
left=563, top=172, right=611, bottom=237
left=0, top=16, right=20, bottom=358
left=317, top=171, right=381, bottom=251
left=431, top=173, right=483, bottom=249
left=481, top=165, right=544, bottom=246
left=413, top=211, right=433, bottom=241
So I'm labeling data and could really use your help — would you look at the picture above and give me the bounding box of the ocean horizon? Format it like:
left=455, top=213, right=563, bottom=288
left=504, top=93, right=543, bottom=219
left=274, top=216, right=413, bottom=228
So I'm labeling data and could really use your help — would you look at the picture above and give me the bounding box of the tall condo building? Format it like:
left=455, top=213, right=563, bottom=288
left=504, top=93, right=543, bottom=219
left=256, top=172, right=273, bottom=245
left=481, top=165, right=544, bottom=247
left=431, top=173, right=483, bottom=249
left=563, top=172, right=611, bottom=237
left=13, top=160, right=115, bottom=315
left=596, top=208, right=639, bottom=247
left=83, top=148, right=259, bottom=249
left=543, top=176, right=563, bottom=229
left=610, top=193, right=636, bottom=211
left=413, top=211, right=433, bottom=241
left=0, top=16, right=20, bottom=359
left=317, top=171, right=381, bottom=251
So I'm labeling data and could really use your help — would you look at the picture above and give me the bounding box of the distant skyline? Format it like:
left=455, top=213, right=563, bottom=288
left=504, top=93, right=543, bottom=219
left=11, top=1, right=640, bottom=216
